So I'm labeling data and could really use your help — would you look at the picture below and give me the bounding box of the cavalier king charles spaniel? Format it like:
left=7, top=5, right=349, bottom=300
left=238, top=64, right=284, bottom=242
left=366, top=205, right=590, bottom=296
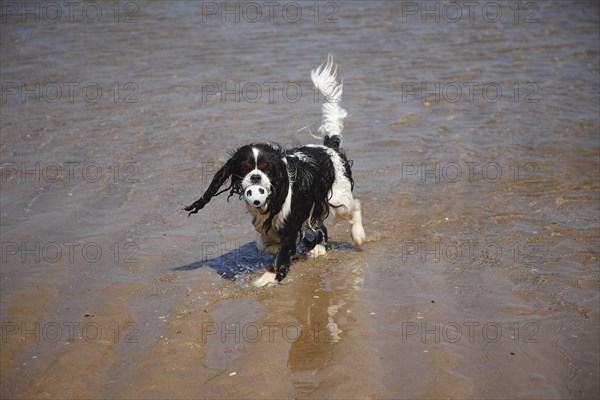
left=185, top=55, right=367, bottom=286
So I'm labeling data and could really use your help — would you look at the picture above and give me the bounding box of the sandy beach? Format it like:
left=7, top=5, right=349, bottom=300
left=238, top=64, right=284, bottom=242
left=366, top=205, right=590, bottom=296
left=1, top=1, right=599, bottom=399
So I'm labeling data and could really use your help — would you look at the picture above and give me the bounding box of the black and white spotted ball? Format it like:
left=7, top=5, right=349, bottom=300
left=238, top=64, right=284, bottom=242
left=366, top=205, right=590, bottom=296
left=244, top=185, right=268, bottom=208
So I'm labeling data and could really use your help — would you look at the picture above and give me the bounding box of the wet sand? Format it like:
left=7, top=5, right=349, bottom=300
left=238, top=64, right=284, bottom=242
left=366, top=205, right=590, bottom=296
left=1, top=1, right=599, bottom=399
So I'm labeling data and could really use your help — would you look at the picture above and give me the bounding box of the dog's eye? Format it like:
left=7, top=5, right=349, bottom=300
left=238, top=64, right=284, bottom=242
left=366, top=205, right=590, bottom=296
left=243, top=161, right=253, bottom=169
left=258, top=162, right=268, bottom=170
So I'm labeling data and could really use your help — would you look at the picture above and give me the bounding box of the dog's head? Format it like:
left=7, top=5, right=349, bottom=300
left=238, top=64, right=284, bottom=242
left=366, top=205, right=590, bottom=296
left=237, top=144, right=279, bottom=195
left=185, top=143, right=289, bottom=232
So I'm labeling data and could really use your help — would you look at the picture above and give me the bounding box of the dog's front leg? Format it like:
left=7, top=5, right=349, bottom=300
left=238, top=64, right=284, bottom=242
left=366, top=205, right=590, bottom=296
left=272, top=230, right=298, bottom=282
left=253, top=230, right=298, bottom=287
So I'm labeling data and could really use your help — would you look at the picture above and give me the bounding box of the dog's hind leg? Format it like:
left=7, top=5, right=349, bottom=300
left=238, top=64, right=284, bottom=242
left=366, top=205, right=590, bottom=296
left=331, top=198, right=367, bottom=247
left=350, top=199, right=367, bottom=246
left=304, top=222, right=328, bottom=258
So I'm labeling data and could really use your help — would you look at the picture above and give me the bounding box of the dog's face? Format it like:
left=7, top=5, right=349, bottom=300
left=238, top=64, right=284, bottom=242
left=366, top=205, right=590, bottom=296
left=238, top=146, right=274, bottom=196
left=228, top=144, right=291, bottom=231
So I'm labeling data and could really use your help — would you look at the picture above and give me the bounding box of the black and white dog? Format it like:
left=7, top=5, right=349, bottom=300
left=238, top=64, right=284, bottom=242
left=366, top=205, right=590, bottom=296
left=185, top=55, right=367, bottom=286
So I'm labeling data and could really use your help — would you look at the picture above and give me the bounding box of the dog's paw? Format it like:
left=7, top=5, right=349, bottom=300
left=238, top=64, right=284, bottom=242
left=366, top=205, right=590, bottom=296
left=307, top=244, right=327, bottom=258
left=254, top=271, right=277, bottom=287
left=351, top=219, right=368, bottom=247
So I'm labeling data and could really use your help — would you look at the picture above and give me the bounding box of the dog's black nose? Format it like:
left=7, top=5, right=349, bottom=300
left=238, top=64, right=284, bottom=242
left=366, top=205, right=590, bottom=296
left=250, top=174, right=261, bottom=184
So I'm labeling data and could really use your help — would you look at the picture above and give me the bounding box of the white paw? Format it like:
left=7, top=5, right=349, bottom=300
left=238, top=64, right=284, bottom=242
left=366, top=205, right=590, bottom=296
left=351, top=223, right=367, bottom=247
left=307, top=244, right=327, bottom=258
left=254, top=271, right=277, bottom=287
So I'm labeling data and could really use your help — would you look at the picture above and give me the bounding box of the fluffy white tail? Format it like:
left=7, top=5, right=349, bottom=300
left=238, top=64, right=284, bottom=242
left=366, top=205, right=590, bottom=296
left=310, top=54, right=348, bottom=144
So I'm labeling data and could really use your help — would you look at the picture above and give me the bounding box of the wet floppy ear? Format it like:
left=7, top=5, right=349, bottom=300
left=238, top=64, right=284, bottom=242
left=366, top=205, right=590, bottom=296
left=184, top=158, right=235, bottom=216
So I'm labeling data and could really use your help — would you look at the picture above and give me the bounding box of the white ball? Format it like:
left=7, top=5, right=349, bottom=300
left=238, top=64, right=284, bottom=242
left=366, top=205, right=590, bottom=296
left=244, top=185, right=268, bottom=208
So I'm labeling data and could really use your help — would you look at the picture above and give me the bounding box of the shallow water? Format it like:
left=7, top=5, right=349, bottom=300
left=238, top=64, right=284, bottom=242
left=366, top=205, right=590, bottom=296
left=1, top=1, right=599, bottom=399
